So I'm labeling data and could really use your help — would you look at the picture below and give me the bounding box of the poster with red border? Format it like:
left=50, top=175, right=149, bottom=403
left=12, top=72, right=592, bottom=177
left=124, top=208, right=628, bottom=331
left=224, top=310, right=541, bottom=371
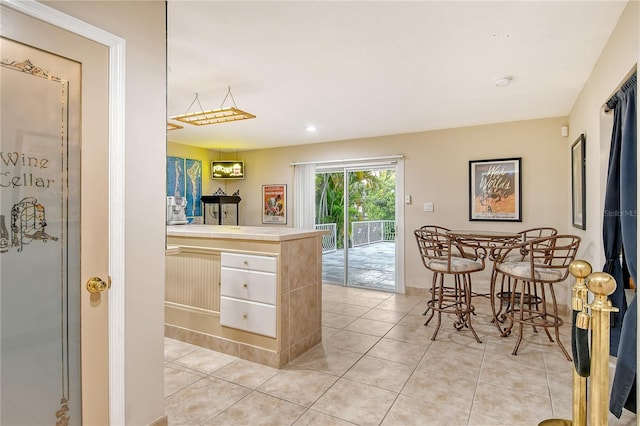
left=262, top=184, right=286, bottom=224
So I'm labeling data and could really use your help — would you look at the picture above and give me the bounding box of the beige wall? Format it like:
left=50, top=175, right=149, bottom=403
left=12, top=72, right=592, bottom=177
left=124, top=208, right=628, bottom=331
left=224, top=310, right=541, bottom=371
left=176, top=116, right=570, bottom=291
left=568, top=0, right=638, bottom=271
left=177, top=1, right=639, bottom=299
left=45, top=1, right=167, bottom=425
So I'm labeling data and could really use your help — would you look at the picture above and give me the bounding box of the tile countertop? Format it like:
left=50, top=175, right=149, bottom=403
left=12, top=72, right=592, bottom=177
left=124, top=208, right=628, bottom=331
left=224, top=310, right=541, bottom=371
left=166, top=224, right=328, bottom=242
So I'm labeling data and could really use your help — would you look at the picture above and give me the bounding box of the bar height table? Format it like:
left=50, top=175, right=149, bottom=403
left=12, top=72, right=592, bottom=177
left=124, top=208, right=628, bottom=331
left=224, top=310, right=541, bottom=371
left=446, top=229, right=521, bottom=329
left=445, top=229, right=521, bottom=247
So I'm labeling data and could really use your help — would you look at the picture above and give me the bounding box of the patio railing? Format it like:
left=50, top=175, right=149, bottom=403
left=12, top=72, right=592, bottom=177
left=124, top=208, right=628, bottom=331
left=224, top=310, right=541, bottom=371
left=351, top=220, right=396, bottom=247
left=315, top=220, right=396, bottom=251
left=315, top=223, right=337, bottom=253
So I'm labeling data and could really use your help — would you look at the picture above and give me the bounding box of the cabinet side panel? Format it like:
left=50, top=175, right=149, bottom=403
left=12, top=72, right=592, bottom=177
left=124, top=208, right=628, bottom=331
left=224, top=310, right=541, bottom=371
left=166, top=249, right=221, bottom=312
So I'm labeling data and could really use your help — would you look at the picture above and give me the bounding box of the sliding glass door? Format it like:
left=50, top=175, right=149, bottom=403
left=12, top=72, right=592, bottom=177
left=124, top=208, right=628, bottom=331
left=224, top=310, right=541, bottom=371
left=316, top=165, right=397, bottom=291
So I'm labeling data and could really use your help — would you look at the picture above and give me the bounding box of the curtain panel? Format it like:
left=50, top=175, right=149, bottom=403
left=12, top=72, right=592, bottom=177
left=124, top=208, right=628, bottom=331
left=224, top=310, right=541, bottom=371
left=606, top=72, right=637, bottom=418
left=293, top=163, right=316, bottom=229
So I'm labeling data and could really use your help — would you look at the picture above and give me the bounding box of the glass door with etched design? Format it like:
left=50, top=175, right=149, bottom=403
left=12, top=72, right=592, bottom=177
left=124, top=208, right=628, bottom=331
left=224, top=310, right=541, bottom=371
left=0, top=37, right=81, bottom=424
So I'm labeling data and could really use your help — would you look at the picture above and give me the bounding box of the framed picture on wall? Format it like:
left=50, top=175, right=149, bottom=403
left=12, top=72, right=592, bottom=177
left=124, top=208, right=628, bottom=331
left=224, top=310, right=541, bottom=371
left=262, top=184, right=287, bottom=224
left=166, top=156, right=202, bottom=221
left=185, top=158, right=202, bottom=218
left=469, top=157, right=522, bottom=221
left=571, top=134, right=586, bottom=229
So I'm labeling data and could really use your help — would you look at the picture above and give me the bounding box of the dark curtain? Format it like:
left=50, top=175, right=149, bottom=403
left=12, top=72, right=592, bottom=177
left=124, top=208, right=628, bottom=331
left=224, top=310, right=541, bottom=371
left=602, top=100, right=626, bottom=352
left=607, top=72, right=637, bottom=418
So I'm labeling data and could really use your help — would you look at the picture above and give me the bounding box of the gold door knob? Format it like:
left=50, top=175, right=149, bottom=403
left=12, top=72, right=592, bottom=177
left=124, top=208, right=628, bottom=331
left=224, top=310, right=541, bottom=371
left=86, top=276, right=110, bottom=293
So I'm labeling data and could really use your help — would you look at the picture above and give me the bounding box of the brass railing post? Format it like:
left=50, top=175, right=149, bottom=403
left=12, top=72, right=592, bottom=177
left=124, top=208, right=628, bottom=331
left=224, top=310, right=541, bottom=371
left=585, top=272, right=619, bottom=426
left=539, top=261, right=618, bottom=426
left=569, top=260, right=591, bottom=426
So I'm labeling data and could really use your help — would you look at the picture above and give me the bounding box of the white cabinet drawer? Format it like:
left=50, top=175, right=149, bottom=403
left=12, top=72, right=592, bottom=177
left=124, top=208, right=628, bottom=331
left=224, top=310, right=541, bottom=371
left=220, top=297, right=276, bottom=338
left=221, top=268, right=276, bottom=305
left=221, top=252, right=277, bottom=273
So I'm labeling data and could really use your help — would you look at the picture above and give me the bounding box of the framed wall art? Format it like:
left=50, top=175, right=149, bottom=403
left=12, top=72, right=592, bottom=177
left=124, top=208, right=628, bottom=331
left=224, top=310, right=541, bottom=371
left=262, top=184, right=287, bottom=224
left=469, top=157, right=522, bottom=222
left=571, top=134, right=586, bottom=229
left=166, top=156, right=202, bottom=220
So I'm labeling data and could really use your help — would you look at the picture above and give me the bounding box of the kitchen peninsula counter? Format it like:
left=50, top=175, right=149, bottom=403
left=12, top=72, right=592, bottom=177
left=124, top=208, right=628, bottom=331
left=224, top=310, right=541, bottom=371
left=165, top=224, right=326, bottom=368
left=167, top=224, right=325, bottom=241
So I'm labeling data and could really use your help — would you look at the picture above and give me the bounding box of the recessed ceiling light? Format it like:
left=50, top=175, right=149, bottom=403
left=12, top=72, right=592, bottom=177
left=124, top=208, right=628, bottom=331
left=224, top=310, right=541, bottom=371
left=493, top=76, right=512, bottom=87
left=306, top=125, right=317, bottom=132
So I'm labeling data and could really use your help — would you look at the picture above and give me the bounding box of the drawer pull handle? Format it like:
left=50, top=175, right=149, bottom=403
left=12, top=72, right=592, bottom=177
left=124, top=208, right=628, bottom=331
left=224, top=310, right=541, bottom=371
left=242, top=313, right=248, bottom=320
left=243, top=260, right=249, bottom=265
left=243, top=283, right=248, bottom=288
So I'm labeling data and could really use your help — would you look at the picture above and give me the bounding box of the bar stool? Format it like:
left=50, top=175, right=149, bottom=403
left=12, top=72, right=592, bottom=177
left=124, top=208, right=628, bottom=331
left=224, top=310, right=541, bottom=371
left=491, top=227, right=558, bottom=326
left=490, top=234, right=580, bottom=360
left=414, top=228, right=487, bottom=343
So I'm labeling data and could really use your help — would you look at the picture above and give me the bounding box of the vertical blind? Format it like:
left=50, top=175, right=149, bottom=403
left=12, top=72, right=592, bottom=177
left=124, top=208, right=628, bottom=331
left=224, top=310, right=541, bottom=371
left=293, top=163, right=316, bottom=228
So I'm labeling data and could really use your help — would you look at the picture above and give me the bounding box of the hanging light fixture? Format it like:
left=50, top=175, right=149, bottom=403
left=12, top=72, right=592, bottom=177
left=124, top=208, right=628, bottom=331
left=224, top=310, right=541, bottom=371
left=170, top=87, right=256, bottom=126
left=167, top=122, right=184, bottom=131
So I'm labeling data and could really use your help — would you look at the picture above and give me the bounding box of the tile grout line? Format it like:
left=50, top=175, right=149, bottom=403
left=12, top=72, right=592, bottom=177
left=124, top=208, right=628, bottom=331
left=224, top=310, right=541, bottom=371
left=167, top=286, right=586, bottom=425
left=466, top=337, right=490, bottom=426
left=308, top=289, right=420, bottom=425
left=222, top=289, right=399, bottom=426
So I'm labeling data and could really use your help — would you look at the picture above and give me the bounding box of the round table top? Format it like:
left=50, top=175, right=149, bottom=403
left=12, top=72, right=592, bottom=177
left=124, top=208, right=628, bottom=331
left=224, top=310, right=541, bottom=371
left=446, top=229, right=521, bottom=241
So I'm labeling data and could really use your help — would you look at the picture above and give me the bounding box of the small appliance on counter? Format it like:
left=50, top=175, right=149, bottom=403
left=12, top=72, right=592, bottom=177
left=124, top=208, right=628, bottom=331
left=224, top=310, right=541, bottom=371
left=166, top=196, right=188, bottom=225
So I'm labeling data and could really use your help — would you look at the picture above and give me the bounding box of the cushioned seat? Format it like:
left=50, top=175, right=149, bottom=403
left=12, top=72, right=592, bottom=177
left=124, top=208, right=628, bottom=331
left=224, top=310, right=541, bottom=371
left=496, top=261, right=564, bottom=281
left=427, top=257, right=484, bottom=273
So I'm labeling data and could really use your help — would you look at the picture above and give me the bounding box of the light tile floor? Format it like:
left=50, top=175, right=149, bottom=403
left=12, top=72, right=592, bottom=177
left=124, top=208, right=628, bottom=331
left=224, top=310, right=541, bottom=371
left=165, top=284, right=638, bottom=426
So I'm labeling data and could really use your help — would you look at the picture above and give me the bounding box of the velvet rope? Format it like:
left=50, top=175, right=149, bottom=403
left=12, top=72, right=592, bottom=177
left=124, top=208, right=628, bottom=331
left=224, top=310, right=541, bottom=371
left=571, top=309, right=591, bottom=377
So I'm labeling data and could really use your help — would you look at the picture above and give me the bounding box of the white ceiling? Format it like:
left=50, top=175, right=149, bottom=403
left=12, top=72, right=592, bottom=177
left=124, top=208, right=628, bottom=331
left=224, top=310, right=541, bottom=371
left=167, top=1, right=628, bottom=152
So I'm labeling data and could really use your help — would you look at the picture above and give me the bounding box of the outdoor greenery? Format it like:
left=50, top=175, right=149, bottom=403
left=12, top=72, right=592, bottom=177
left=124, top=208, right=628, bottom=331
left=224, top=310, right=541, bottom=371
left=316, top=169, right=396, bottom=248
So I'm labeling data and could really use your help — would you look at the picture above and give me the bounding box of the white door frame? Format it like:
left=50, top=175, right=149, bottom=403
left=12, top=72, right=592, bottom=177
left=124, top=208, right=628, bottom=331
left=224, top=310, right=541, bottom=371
left=0, top=0, right=126, bottom=423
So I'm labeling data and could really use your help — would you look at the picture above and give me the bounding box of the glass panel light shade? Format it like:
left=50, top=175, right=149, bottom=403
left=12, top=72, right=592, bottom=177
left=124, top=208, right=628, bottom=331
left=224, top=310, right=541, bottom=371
left=169, top=88, right=256, bottom=127
left=167, top=122, right=184, bottom=130
left=171, top=107, right=256, bottom=126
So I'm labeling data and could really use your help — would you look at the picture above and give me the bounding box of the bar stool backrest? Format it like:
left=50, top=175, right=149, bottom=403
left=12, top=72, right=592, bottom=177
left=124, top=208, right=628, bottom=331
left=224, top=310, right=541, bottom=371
left=414, top=228, right=486, bottom=273
left=518, top=226, right=558, bottom=242
left=499, top=234, right=581, bottom=283
left=419, top=225, right=451, bottom=233
left=500, top=227, right=559, bottom=262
